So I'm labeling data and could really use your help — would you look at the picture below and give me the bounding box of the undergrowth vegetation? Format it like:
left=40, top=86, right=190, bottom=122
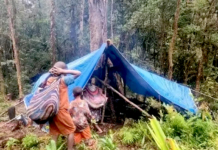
left=22, top=134, right=39, bottom=149
left=4, top=103, right=218, bottom=150
left=161, top=107, right=218, bottom=150
left=117, top=119, right=149, bottom=146
left=115, top=105, right=218, bottom=150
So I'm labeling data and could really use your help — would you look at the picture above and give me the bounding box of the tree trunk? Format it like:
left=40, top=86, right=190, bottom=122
left=196, top=53, right=203, bottom=92
left=89, top=0, right=108, bottom=51
left=110, top=0, right=113, bottom=40
left=11, top=0, right=16, bottom=27
left=160, top=1, right=166, bottom=75
left=5, top=0, right=23, bottom=98
left=80, top=0, right=85, bottom=37
left=79, top=0, right=85, bottom=56
left=0, top=48, right=5, bottom=98
left=50, top=0, right=56, bottom=65
left=168, top=0, right=181, bottom=80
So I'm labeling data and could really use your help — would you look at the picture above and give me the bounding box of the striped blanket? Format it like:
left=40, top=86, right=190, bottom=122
left=83, top=85, right=107, bottom=109
left=27, top=78, right=60, bottom=124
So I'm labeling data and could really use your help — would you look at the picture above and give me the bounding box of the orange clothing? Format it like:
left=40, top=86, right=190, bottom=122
left=47, top=77, right=75, bottom=135
left=74, top=126, right=92, bottom=144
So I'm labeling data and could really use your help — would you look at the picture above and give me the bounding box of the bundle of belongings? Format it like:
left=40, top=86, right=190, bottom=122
left=83, top=84, right=107, bottom=122
left=26, top=77, right=60, bottom=124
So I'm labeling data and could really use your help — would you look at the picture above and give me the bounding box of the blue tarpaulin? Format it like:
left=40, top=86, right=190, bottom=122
left=24, top=44, right=197, bottom=113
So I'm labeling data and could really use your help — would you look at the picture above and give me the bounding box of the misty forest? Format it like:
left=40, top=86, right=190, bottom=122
left=1, top=0, right=218, bottom=150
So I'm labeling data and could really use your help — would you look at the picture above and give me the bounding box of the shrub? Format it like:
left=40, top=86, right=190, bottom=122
left=46, top=140, right=65, bottom=150
left=98, top=130, right=118, bottom=150
left=6, top=138, right=20, bottom=150
left=76, top=142, right=89, bottom=150
left=22, top=134, right=39, bottom=149
left=161, top=107, right=218, bottom=149
left=56, top=136, right=67, bottom=150
left=162, top=112, right=190, bottom=139
left=187, top=118, right=217, bottom=148
left=118, top=119, right=149, bottom=146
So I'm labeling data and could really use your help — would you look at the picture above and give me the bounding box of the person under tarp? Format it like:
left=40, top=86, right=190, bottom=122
left=83, top=78, right=107, bottom=133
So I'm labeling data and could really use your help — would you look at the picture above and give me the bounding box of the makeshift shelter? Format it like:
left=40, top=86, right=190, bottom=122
left=24, top=43, right=198, bottom=114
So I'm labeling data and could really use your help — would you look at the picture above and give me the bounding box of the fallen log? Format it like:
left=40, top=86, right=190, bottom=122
left=95, top=77, right=152, bottom=118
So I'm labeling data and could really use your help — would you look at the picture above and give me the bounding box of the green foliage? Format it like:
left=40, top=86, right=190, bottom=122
left=162, top=112, right=189, bottom=138
left=118, top=120, right=148, bottom=146
left=98, top=130, right=119, bottom=150
left=186, top=117, right=218, bottom=149
left=201, top=77, right=218, bottom=98
left=45, top=140, right=66, bottom=150
left=161, top=108, right=218, bottom=149
left=76, top=142, right=89, bottom=150
left=0, top=102, right=11, bottom=109
left=148, top=117, right=180, bottom=150
left=56, top=136, right=67, bottom=150
left=6, top=138, right=20, bottom=150
left=193, top=0, right=207, bottom=11
left=0, top=95, right=4, bottom=102
left=22, top=134, right=39, bottom=149
left=116, top=105, right=218, bottom=149
left=0, top=102, right=11, bottom=120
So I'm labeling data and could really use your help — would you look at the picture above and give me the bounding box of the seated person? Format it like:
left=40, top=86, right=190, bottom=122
left=69, top=87, right=94, bottom=145
left=84, top=78, right=104, bottom=133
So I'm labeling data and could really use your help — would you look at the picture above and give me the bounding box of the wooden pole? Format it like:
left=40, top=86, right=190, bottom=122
left=124, top=76, right=126, bottom=97
left=95, top=77, right=152, bottom=118
left=101, top=55, right=108, bottom=124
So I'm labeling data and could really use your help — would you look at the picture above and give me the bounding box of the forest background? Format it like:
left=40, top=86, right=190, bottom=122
left=0, top=0, right=218, bottom=108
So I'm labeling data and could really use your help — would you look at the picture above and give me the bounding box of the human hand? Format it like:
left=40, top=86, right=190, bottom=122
left=49, top=67, right=64, bottom=75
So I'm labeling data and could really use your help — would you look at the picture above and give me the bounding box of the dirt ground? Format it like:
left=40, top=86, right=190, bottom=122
left=0, top=101, right=47, bottom=149
left=0, top=100, right=122, bottom=149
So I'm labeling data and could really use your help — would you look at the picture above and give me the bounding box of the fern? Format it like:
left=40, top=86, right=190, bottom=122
left=161, top=107, right=218, bottom=149
left=98, top=130, right=118, bottom=150
left=46, top=140, right=66, bottom=150
left=121, top=129, right=135, bottom=144
left=162, top=111, right=189, bottom=139
left=6, top=138, right=20, bottom=150
left=118, top=120, right=149, bottom=146
left=22, top=134, right=39, bottom=149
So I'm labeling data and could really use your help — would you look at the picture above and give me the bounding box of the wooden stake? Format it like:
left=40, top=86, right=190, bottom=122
left=101, top=56, right=108, bottom=124
left=124, top=77, right=126, bottom=97
left=95, top=77, right=152, bottom=118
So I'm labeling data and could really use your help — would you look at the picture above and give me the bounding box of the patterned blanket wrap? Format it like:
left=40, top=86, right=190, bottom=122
left=83, top=85, right=107, bottom=109
left=27, top=79, right=60, bottom=124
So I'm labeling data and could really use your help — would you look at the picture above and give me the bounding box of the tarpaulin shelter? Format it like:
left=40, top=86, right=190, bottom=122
left=24, top=43, right=198, bottom=113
